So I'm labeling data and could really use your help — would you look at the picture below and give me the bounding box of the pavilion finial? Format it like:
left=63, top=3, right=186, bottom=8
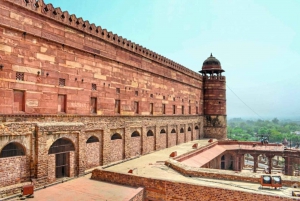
left=210, top=53, right=213, bottom=57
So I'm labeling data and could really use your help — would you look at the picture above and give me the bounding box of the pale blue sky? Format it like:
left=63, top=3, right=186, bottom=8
left=44, top=0, right=300, bottom=120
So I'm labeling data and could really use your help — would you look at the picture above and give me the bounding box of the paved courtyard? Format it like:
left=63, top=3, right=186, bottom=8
left=9, top=174, right=143, bottom=201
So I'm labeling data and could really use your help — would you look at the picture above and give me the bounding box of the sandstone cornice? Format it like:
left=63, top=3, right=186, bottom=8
left=3, top=0, right=201, bottom=80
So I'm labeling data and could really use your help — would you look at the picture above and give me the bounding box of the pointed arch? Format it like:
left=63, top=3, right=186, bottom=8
left=195, top=126, right=199, bottom=130
left=0, top=142, right=25, bottom=158
left=86, top=136, right=99, bottom=143
left=111, top=133, right=122, bottom=140
left=171, top=129, right=176, bottom=133
left=147, top=130, right=154, bottom=137
left=188, top=127, right=191, bottom=131
left=180, top=128, right=184, bottom=133
left=48, top=138, right=75, bottom=154
left=160, top=129, right=166, bottom=134
left=131, top=131, right=140, bottom=137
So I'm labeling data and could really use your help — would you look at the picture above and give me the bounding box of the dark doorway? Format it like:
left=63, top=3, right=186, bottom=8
left=55, top=152, right=70, bottom=178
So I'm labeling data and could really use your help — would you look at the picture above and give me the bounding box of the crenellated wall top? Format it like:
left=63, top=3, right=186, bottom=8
left=4, top=0, right=201, bottom=79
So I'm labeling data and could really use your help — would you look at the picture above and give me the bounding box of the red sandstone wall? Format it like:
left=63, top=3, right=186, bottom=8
left=0, top=156, right=30, bottom=187
left=110, top=139, right=123, bottom=163
left=0, top=0, right=202, bottom=116
left=86, top=142, right=100, bottom=169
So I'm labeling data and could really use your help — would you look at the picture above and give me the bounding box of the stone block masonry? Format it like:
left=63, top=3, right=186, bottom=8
left=0, top=0, right=227, bottom=195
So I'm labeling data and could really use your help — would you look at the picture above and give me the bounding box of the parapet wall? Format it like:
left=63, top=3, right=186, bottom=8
left=1, top=0, right=201, bottom=80
left=91, top=168, right=298, bottom=201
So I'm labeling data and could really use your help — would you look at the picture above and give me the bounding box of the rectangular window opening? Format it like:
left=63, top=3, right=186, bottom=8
left=59, top=78, right=65, bottom=87
left=150, top=103, right=153, bottom=115
left=162, top=104, right=166, bottom=115
left=173, top=105, right=176, bottom=114
left=182, top=106, right=184, bottom=114
left=116, top=88, right=120, bottom=94
left=13, top=90, right=25, bottom=112
left=58, top=94, right=66, bottom=113
left=92, top=83, right=97, bottom=91
left=115, top=99, right=120, bottom=114
left=90, top=97, right=97, bottom=114
left=189, top=106, right=191, bottom=114
left=134, top=101, right=139, bottom=114
left=16, top=72, right=24, bottom=81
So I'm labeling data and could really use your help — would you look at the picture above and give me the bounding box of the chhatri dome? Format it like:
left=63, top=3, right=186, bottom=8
left=200, top=53, right=224, bottom=74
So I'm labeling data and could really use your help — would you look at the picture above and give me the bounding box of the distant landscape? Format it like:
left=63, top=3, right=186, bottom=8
left=227, top=118, right=300, bottom=145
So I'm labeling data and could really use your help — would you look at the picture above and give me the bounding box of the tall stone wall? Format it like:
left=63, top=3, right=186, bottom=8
left=0, top=0, right=202, bottom=117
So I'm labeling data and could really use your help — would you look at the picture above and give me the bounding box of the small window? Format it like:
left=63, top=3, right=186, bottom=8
left=196, top=106, right=199, bottom=114
left=182, top=106, right=184, bottom=114
left=173, top=97, right=175, bottom=101
left=134, top=101, right=139, bottom=114
left=0, top=142, right=25, bottom=158
left=86, top=136, right=99, bottom=143
left=131, top=131, right=140, bottom=137
left=163, top=96, right=165, bottom=100
left=180, top=128, right=184, bottom=133
left=182, top=99, right=184, bottom=102
left=16, top=72, right=24, bottom=81
left=116, top=88, right=120, bottom=94
left=162, top=104, right=166, bottom=114
left=111, top=133, right=122, bottom=140
left=195, top=126, right=199, bottom=130
left=115, top=99, right=120, bottom=114
left=150, top=103, right=153, bottom=115
left=92, top=83, right=97, bottom=90
left=160, top=129, right=166, bottom=134
left=13, top=90, right=25, bottom=112
left=58, top=94, right=66, bottom=113
left=171, top=129, right=176, bottom=134
left=135, top=91, right=138, bottom=96
left=189, top=106, right=191, bottom=114
left=188, top=127, right=191, bottom=131
left=173, top=105, right=176, bottom=114
left=90, top=97, right=97, bottom=114
left=59, top=78, right=65, bottom=86
left=147, top=130, right=154, bottom=137
left=150, top=94, right=153, bottom=98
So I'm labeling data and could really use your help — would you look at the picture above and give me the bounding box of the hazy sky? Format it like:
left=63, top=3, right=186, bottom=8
left=44, top=0, right=300, bottom=119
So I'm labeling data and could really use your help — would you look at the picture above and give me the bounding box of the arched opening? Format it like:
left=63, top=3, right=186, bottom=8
left=48, top=138, right=75, bottom=178
left=131, top=131, right=140, bottom=137
left=195, top=126, right=199, bottom=130
left=86, top=136, right=99, bottom=143
left=0, top=142, right=25, bottom=158
left=111, top=133, right=122, bottom=140
left=160, top=129, right=166, bottom=134
left=171, top=129, right=176, bottom=134
left=180, top=128, right=184, bottom=133
left=188, top=127, right=191, bottom=131
left=147, top=130, right=154, bottom=137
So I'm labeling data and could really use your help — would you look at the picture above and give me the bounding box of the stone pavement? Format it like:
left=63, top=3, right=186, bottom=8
left=8, top=174, right=143, bottom=201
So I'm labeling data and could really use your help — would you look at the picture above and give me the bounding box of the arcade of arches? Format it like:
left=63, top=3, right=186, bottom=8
left=0, top=120, right=202, bottom=188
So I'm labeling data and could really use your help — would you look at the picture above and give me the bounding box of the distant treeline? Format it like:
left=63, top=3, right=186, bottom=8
left=227, top=118, right=300, bottom=145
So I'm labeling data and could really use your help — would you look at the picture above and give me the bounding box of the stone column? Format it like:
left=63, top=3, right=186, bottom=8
left=267, top=155, right=274, bottom=174
left=284, top=156, right=293, bottom=176
left=77, top=130, right=86, bottom=176
left=251, top=154, right=259, bottom=173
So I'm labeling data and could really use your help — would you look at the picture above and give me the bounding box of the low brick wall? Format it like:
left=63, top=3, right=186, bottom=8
left=129, top=187, right=144, bottom=201
left=166, top=159, right=300, bottom=188
left=91, top=169, right=298, bottom=201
